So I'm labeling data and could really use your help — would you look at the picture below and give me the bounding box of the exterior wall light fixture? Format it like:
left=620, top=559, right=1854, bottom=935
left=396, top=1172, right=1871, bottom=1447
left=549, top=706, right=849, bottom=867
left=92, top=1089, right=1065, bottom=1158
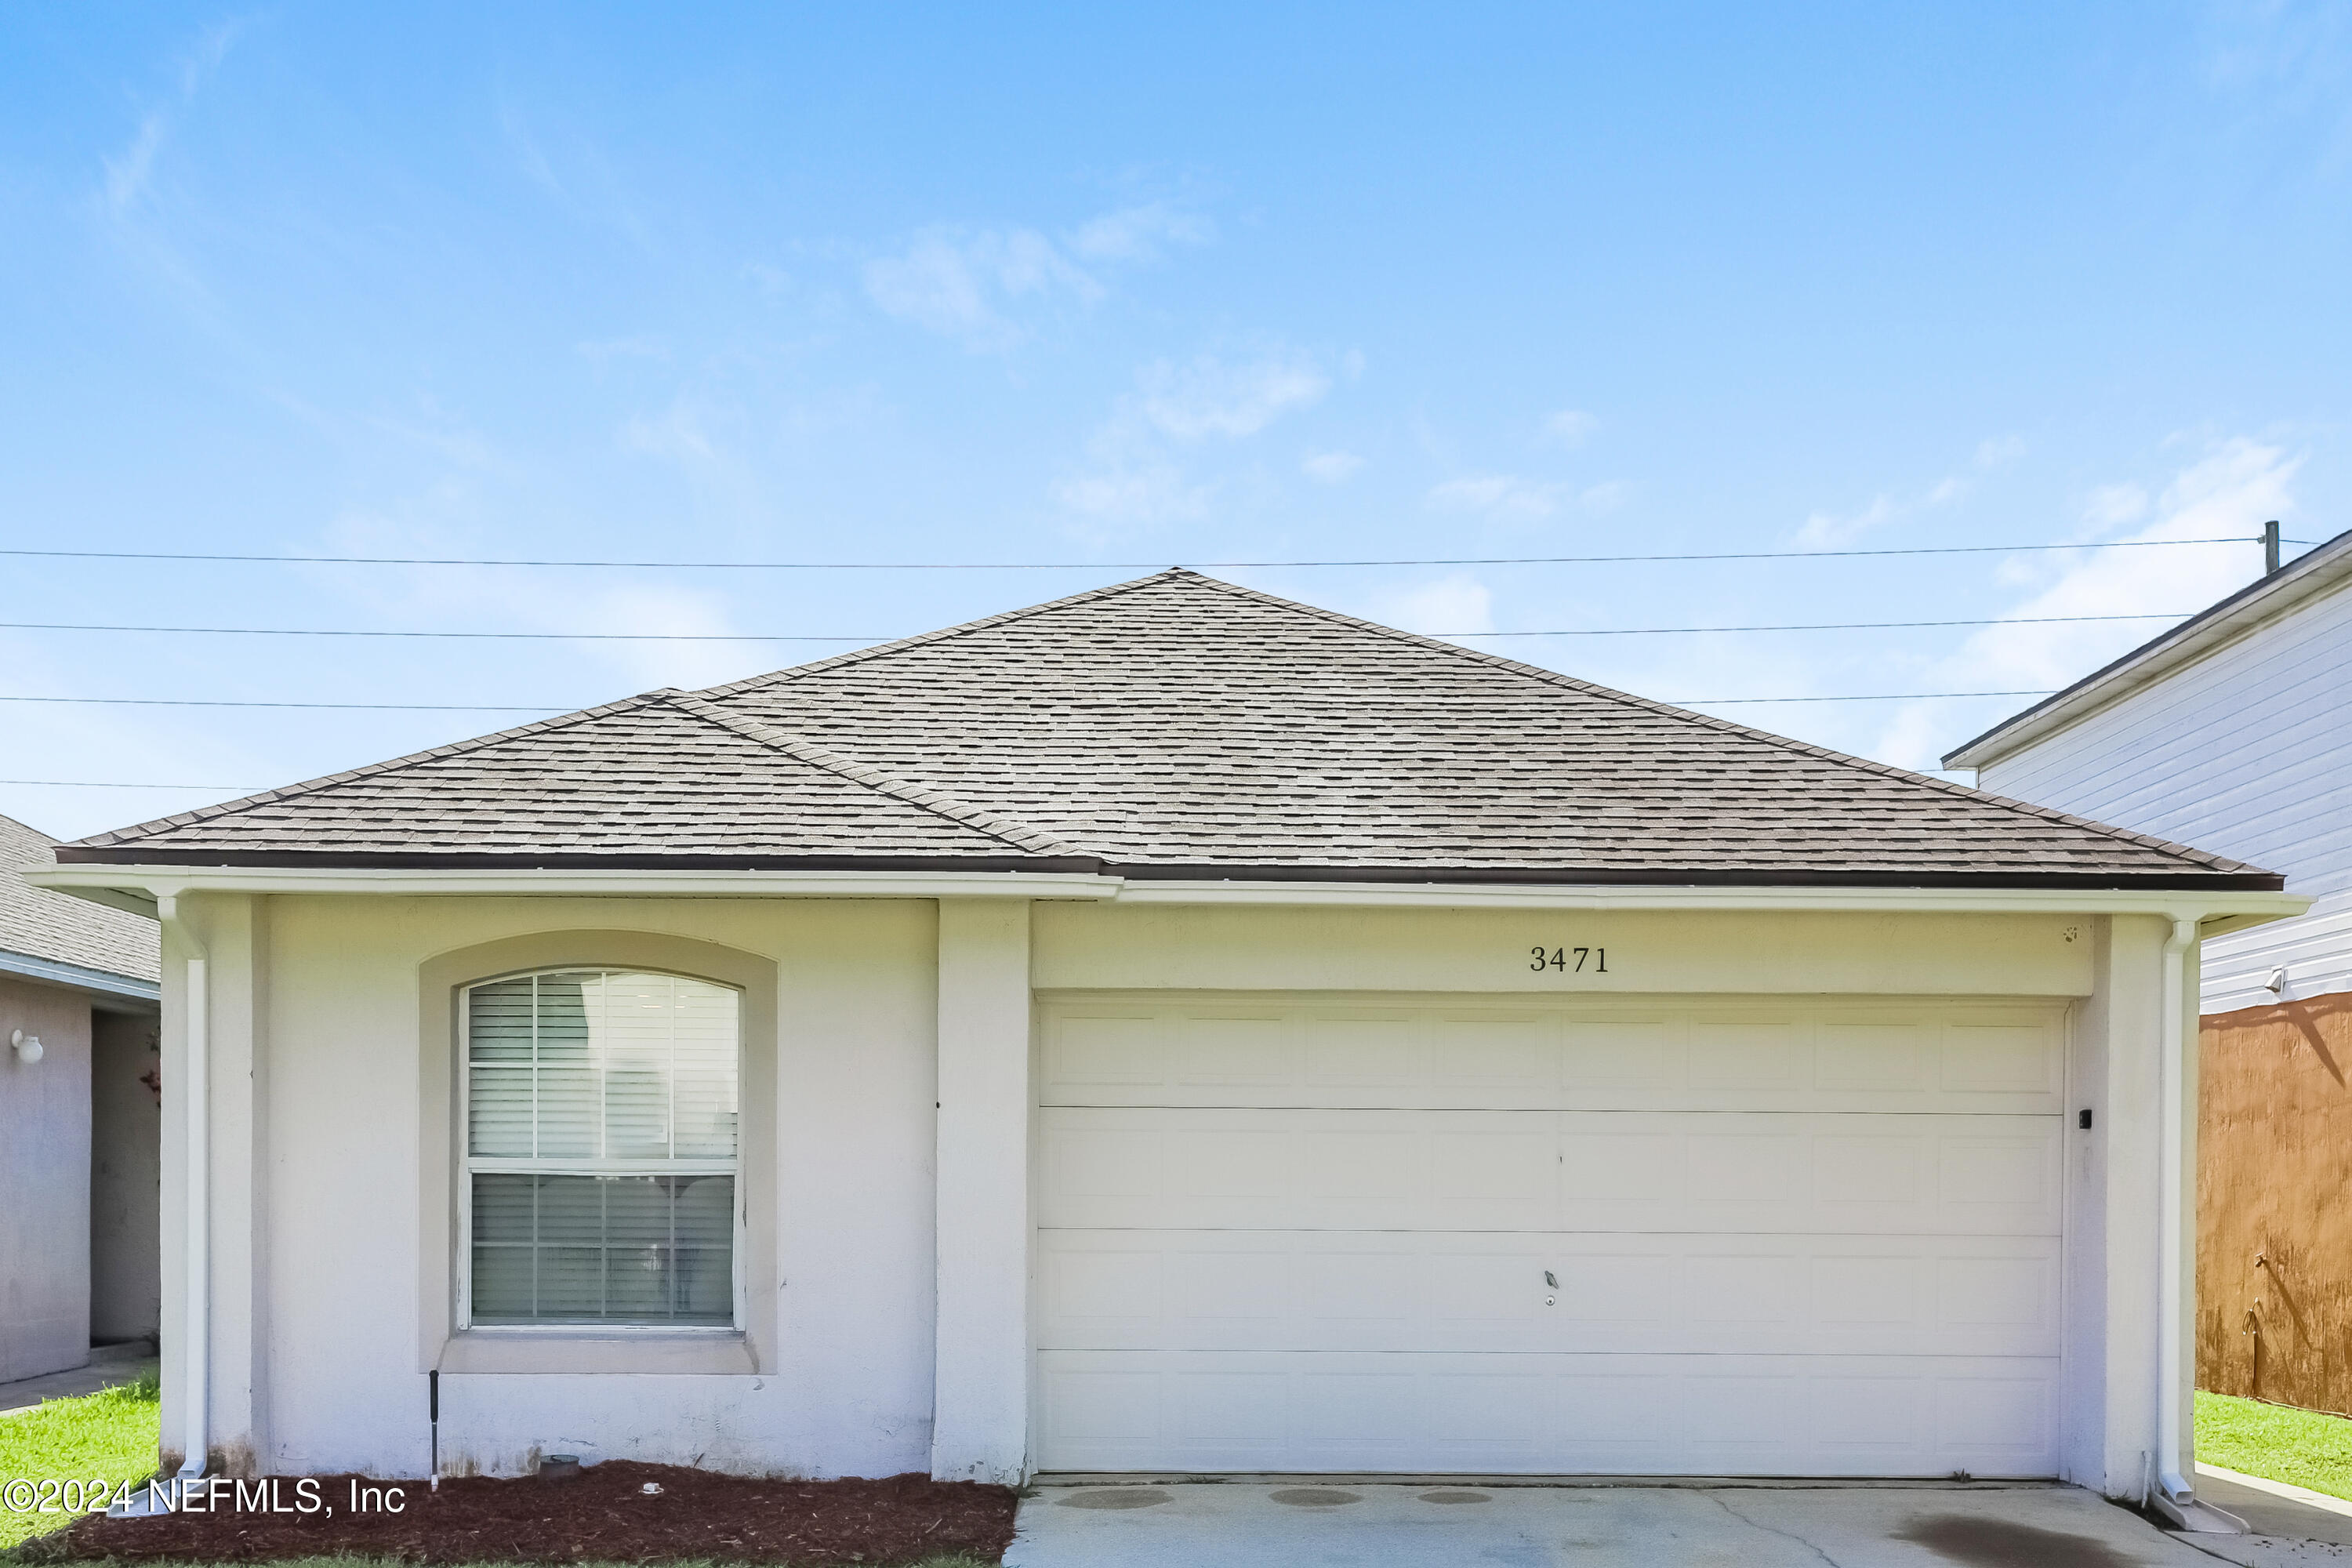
left=9, top=1029, right=42, bottom=1064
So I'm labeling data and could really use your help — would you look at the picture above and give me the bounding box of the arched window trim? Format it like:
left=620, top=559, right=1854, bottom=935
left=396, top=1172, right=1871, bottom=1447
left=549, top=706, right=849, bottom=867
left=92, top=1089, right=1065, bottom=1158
left=455, top=964, right=745, bottom=1334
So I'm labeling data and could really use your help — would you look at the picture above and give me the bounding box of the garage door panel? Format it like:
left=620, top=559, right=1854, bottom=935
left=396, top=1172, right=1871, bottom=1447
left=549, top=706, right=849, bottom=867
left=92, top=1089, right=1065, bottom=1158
left=1036, top=1231, right=2061, bottom=1356
left=1033, top=1351, right=2060, bottom=1476
left=1041, top=1109, right=2060, bottom=1234
left=1040, top=996, right=2065, bottom=1114
left=1037, top=993, right=2067, bottom=1478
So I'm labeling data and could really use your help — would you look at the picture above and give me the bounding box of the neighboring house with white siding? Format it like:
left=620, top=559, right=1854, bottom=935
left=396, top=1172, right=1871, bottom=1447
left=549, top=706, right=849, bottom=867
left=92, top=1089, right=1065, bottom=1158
left=1945, top=522, right=2352, bottom=1417
left=1944, top=523, right=2352, bottom=1015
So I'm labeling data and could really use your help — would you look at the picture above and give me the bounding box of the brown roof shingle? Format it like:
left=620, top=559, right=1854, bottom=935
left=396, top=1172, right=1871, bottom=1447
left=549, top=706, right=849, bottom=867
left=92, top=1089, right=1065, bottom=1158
left=60, top=571, right=2280, bottom=888
left=3, top=814, right=160, bottom=983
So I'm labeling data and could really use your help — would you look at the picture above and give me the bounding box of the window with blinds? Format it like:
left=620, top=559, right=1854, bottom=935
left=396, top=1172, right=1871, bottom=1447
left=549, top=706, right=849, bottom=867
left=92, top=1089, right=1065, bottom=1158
left=461, top=969, right=740, bottom=1328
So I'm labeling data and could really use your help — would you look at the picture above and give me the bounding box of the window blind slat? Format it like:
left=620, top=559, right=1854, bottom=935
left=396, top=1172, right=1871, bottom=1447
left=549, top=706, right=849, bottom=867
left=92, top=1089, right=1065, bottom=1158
left=464, top=971, right=740, bottom=1328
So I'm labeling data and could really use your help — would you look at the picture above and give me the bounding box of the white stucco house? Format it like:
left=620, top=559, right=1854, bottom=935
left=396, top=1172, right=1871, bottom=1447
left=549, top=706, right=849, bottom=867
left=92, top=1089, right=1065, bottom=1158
left=29, top=570, right=2303, bottom=1519
left=2, top=812, right=162, bottom=1385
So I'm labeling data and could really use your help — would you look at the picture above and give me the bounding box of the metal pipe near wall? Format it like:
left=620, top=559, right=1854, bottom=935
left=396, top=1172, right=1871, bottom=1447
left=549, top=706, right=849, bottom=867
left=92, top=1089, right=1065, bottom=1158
left=155, top=893, right=209, bottom=1483
left=2158, top=914, right=2197, bottom=1511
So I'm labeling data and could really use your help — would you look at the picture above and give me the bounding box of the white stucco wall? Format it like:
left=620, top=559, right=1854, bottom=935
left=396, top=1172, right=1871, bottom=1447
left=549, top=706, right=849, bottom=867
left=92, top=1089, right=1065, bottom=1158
left=150, top=890, right=2184, bottom=1495
left=0, top=974, right=93, bottom=1382
left=216, top=894, right=941, bottom=1479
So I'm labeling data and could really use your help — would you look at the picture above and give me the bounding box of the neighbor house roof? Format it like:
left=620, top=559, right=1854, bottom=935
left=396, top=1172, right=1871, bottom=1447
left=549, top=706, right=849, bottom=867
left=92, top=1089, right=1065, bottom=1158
left=1, top=813, right=161, bottom=997
left=57, top=570, right=2279, bottom=889
left=1944, top=523, right=2352, bottom=771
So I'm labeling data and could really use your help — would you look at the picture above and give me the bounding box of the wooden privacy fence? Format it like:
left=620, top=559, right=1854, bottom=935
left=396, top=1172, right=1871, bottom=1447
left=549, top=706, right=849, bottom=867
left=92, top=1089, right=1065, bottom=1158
left=2199, top=990, right=2352, bottom=1415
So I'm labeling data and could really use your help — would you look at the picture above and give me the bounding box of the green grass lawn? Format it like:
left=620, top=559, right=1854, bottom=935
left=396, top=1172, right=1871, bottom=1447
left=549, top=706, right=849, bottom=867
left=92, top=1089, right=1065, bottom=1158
left=0, top=1367, right=162, bottom=1552
left=2198, top=1390, right=2352, bottom=1501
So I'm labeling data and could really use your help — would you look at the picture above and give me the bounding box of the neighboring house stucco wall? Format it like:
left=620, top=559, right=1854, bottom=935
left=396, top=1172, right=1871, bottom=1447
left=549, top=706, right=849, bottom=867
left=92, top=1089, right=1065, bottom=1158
left=0, top=972, right=94, bottom=1383
left=90, top=1007, right=162, bottom=1344
left=1972, top=579, right=2352, bottom=1015
left=147, top=890, right=2194, bottom=1498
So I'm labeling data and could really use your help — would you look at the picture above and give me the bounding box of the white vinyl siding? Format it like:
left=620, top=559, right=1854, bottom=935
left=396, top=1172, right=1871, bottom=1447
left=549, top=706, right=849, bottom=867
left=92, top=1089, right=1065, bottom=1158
left=1034, top=993, right=2064, bottom=1477
left=1974, top=581, right=2352, bottom=1012
left=462, top=969, right=741, bottom=1328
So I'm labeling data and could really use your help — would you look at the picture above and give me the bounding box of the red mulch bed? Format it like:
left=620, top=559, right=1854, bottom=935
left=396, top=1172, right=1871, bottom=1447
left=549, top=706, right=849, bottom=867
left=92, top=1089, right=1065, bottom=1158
left=26, top=1463, right=1015, bottom=1565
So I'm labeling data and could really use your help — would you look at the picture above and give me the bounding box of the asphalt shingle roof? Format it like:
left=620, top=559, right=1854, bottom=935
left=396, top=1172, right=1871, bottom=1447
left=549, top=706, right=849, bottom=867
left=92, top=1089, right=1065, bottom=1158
left=59, top=570, right=2279, bottom=889
left=2, top=814, right=160, bottom=984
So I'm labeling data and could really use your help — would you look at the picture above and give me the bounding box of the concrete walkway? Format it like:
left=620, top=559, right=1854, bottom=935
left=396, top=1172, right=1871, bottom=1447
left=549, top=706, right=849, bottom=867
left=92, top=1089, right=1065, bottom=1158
left=1009, top=1479, right=2221, bottom=1566
left=2174, top=1465, right=2352, bottom=1566
left=0, top=1341, right=154, bottom=1417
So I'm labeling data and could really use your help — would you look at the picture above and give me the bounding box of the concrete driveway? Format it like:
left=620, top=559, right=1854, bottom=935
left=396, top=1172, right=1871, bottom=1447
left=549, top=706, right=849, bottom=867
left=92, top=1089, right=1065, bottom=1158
left=1007, top=1479, right=2248, bottom=1568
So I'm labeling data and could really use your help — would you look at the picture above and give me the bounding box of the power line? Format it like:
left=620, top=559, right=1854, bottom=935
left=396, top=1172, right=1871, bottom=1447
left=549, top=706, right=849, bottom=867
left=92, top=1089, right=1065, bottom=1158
left=0, top=696, right=553, bottom=712
left=0, top=760, right=1995, bottom=791
left=0, top=535, right=2283, bottom=571
left=0, top=610, right=2191, bottom=642
left=1686, top=689, right=2053, bottom=705
left=0, top=688, right=2055, bottom=713
left=0, top=779, right=262, bottom=789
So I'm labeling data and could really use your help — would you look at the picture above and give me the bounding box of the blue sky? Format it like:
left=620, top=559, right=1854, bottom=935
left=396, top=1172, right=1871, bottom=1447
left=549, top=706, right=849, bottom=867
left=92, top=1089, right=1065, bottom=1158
left=3, top=2, right=2348, bottom=841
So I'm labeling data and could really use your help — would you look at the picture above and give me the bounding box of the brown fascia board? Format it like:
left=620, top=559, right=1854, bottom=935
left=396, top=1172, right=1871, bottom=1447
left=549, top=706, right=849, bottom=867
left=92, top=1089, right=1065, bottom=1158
left=44, top=844, right=2286, bottom=890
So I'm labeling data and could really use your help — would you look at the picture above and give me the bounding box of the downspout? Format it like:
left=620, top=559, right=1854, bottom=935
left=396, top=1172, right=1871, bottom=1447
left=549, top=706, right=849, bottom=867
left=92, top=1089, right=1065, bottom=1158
left=2156, top=914, right=2197, bottom=1509
left=157, top=892, right=209, bottom=1483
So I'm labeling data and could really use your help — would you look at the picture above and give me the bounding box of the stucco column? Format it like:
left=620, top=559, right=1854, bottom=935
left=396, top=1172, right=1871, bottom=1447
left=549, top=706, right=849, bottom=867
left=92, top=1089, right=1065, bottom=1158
left=158, top=892, right=268, bottom=1475
left=2076, top=913, right=2169, bottom=1497
left=929, top=898, right=1032, bottom=1484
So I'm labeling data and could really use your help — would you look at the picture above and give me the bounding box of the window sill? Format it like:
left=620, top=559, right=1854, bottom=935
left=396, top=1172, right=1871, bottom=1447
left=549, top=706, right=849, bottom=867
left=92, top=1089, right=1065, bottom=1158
left=438, top=1329, right=757, bottom=1376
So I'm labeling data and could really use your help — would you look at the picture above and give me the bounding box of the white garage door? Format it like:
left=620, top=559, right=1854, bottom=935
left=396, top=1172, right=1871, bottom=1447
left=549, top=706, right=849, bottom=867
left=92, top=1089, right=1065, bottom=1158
left=1034, top=994, right=2066, bottom=1477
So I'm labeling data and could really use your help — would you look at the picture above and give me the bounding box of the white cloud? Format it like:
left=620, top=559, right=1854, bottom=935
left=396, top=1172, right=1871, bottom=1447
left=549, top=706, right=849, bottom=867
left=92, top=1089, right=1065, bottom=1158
left=1975, top=434, right=2029, bottom=468
left=2083, top=483, right=2149, bottom=527
left=1428, top=474, right=1576, bottom=524
left=577, top=333, right=671, bottom=365
left=564, top=584, right=765, bottom=691
left=620, top=400, right=717, bottom=464
left=1869, top=437, right=2299, bottom=770
left=1301, top=450, right=1363, bottom=484
left=1542, top=409, right=1598, bottom=447
left=1054, top=347, right=1328, bottom=533
left=1426, top=474, right=1628, bottom=523
left=1138, top=352, right=1329, bottom=441
left=1051, top=448, right=1205, bottom=528
left=1067, top=201, right=1214, bottom=262
left=1793, top=495, right=1896, bottom=550
left=1362, top=574, right=1494, bottom=638
left=862, top=227, right=1098, bottom=351
left=313, top=511, right=765, bottom=692
left=102, top=113, right=171, bottom=216
left=864, top=201, right=1211, bottom=352
left=99, top=18, right=247, bottom=218
left=1578, top=480, right=1632, bottom=514
left=1791, top=464, right=1970, bottom=550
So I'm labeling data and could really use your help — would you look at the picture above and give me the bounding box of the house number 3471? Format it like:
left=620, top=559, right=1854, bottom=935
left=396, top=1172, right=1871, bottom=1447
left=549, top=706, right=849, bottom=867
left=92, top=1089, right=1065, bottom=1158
left=1530, top=946, right=1608, bottom=974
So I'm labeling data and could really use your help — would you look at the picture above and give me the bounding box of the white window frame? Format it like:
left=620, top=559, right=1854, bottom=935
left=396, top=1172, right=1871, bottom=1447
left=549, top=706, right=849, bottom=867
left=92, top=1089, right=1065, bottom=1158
left=456, top=966, right=746, bottom=1335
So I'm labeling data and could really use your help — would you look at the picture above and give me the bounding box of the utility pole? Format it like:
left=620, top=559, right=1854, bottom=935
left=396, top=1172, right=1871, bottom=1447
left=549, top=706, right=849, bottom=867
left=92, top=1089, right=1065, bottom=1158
left=2264, top=520, right=2281, bottom=575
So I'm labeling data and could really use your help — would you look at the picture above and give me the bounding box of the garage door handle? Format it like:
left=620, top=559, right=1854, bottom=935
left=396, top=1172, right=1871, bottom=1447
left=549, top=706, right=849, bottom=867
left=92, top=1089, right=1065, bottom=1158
left=1544, top=1271, right=1559, bottom=1289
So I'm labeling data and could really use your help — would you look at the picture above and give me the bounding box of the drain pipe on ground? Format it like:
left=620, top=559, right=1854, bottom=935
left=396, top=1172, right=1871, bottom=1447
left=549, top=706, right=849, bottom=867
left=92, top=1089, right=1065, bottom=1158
left=2156, top=914, right=2201, bottom=1520
left=158, top=892, right=210, bottom=1486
